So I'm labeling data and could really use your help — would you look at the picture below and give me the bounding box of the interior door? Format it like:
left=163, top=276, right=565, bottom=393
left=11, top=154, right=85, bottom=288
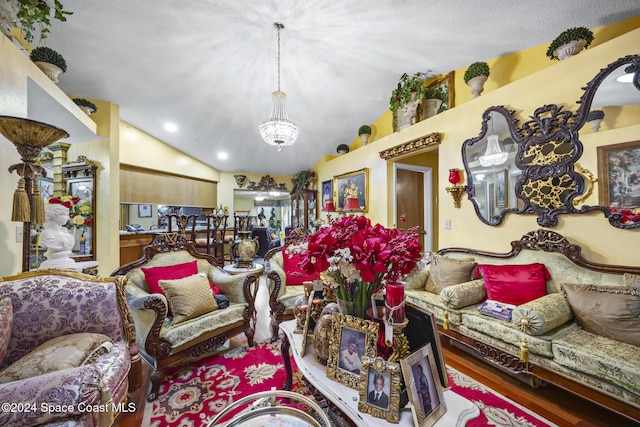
left=395, top=166, right=432, bottom=252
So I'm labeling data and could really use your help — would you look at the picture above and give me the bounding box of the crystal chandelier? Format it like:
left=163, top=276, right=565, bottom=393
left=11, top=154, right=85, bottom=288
left=259, top=22, right=298, bottom=151
left=479, top=134, right=508, bottom=167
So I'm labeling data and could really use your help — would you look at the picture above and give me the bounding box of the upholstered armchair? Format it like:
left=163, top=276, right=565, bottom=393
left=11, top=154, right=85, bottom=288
left=112, top=232, right=256, bottom=401
left=0, top=271, right=138, bottom=427
left=251, top=227, right=281, bottom=258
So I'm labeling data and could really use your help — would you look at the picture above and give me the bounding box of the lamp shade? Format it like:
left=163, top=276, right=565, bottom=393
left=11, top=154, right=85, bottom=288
left=322, top=199, right=336, bottom=212
left=343, top=197, right=361, bottom=211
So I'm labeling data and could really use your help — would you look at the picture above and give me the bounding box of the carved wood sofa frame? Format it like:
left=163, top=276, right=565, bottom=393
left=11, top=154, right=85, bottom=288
left=112, top=232, right=257, bottom=401
left=434, top=229, right=640, bottom=422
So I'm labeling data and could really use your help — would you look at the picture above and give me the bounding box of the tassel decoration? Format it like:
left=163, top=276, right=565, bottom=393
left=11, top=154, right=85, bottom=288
left=31, top=181, right=45, bottom=224
left=12, top=178, right=30, bottom=222
left=520, top=336, right=529, bottom=366
left=443, top=311, right=450, bottom=330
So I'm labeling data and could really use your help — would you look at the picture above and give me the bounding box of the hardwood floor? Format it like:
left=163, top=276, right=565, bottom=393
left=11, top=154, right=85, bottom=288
left=441, top=338, right=640, bottom=427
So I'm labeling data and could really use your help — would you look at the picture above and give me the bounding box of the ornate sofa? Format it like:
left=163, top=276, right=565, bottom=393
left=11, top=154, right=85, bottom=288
left=112, top=231, right=257, bottom=401
left=0, top=270, right=138, bottom=427
left=404, top=229, right=640, bottom=422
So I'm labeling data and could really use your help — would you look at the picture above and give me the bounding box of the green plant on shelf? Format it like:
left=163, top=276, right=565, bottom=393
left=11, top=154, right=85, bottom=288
left=389, top=72, right=426, bottom=129
left=13, top=0, right=73, bottom=44
left=546, top=26, right=594, bottom=60
left=463, top=61, right=490, bottom=84
left=29, top=45, right=67, bottom=72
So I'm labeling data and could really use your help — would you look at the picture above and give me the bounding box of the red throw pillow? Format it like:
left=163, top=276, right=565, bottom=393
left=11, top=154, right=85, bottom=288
left=476, top=263, right=550, bottom=306
left=209, top=283, right=221, bottom=295
left=142, top=260, right=199, bottom=295
left=282, top=248, right=319, bottom=285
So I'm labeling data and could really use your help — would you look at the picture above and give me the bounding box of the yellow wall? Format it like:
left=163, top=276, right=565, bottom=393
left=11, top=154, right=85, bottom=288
left=313, top=22, right=640, bottom=266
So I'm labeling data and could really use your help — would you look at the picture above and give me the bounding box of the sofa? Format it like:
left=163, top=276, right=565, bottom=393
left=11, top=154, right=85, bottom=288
left=112, top=231, right=257, bottom=401
left=0, top=270, right=138, bottom=427
left=404, top=228, right=640, bottom=421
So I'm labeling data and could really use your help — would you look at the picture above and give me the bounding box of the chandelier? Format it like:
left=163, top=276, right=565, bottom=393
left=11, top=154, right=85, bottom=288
left=478, top=134, right=508, bottom=167
left=259, top=22, right=298, bottom=151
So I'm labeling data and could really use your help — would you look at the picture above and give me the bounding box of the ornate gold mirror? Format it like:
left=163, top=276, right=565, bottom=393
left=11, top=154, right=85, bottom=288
left=462, top=54, right=640, bottom=229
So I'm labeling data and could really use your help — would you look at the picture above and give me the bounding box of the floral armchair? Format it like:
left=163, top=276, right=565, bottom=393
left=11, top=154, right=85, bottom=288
left=112, top=231, right=256, bottom=401
left=0, top=271, right=138, bottom=427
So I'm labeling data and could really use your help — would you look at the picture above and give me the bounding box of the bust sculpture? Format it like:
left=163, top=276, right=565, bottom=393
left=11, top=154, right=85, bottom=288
left=39, top=203, right=77, bottom=269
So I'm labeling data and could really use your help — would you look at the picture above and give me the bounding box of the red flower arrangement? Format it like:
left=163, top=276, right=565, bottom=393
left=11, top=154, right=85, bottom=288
left=48, top=196, right=93, bottom=228
left=295, top=215, right=423, bottom=317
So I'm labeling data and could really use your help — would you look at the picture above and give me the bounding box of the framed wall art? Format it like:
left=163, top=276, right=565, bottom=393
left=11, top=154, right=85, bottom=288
left=138, top=204, right=152, bottom=218
left=401, top=343, right=447, bottom=427
left=326, top=313, right=378, bottom=389
left=321, top=179, right=333, bottom=209
left=423, top=71, right=454, bottom=119
left=38, top=176, right=54, bottom=202
left=357, top=356, right=402, bottom=423
left=334, top=168, right=369, bottom=212
left=597, top=140, right=640, bottom=210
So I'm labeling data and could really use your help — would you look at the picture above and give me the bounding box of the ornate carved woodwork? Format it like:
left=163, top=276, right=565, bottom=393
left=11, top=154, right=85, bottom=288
left=378, top=132, right=442, bottom=160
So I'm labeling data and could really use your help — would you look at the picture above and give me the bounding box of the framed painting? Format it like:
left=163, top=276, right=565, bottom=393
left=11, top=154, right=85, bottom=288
left=38, top=176, right=54, bottom=203
left=496, top=169, right=507, bottom=207
left=326, top=313, right=378, bottom=389
left=358, top=356, right=402, bottom=423
left=423, top=71, right=454, bottom=119
left=401, top=343, right=447, bottom=427
left=334, top=168, right=369, bottom=213
left=138, top=204, right=152, bottom=218
left=597, top=140, right=640, bottom=210
left=321, top=179, right=333, bottom=209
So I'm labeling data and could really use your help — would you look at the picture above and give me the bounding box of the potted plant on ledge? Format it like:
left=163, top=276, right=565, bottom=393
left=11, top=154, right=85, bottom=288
left=389, top=72, right=426, bottom=131
left=30, top=45, right=66, bottom=83
left=73, top=98, right=98, bottom=115
left=587, top=109, right=604, bottom=132
left=358, top=125, right=371, bottom=145
left=1, top=0, right=72, bottom=43
left=546, top=26, right=594, bottom=61
left=464, top=61, right=490, bottom=98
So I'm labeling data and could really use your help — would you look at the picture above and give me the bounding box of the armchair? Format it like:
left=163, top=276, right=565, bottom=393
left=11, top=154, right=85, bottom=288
left=111, top=231, right=256, bottom=401
left=0, top=271, right=138, bottom=427
left=251, top=227, right=281, bottom=258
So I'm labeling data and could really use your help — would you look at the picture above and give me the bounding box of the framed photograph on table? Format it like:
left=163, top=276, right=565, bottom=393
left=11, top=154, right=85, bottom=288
left=326, top=313, right=378, bottom=389
left=597, top=140, right=640, bottom=209
left=401, top=343, right=447, bottom=427
left=138, top=204, right=152, bottom=218
left=334, top=168, right=369, bottom=213
left=358, top=356, right=402, bottom=423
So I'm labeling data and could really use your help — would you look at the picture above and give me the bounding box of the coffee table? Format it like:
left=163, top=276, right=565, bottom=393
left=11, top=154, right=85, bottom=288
left=279, top=320, right=480, bottom=426
left=223, top=263, right=264, bottom=275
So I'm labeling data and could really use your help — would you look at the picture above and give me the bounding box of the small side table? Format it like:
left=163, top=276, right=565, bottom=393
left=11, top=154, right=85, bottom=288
left=223, top=263, right=264, bottom=276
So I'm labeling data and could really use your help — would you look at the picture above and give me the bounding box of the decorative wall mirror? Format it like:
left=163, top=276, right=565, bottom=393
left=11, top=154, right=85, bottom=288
left=462, top=54, right=640, bottom=229
left=62, top=156, right=97, bottom=260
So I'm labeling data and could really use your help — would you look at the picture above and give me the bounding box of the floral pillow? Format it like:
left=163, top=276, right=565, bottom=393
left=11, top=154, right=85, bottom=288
left=0, top=297, right=12, bottom=366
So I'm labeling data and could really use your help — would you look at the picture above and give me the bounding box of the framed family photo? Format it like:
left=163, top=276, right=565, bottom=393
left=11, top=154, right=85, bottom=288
left=326, top=313, right=378, bottom=389
left=321, top=179, right=333, bottom=209
left=334, top=168, right=369, bottom=213
left=358, top=356, right=402, bottom=423
left=401, top=343, right=447, bottom=427
left=597, top=140, right=640, bottom=210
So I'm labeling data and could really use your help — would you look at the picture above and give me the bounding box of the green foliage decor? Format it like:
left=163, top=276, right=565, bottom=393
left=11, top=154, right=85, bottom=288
left=30, top=45, right=67, bottom=72
left=389, top=72, right=426, bottom=129
left=336, top=144, right=350, bottom=154
left=14, top=0, right=73, bottom=44
left=293, top=169, right=313, bottom=192
left=463, top=62, right=490, bottom=84
left=73, top=98, right=97, bottom=113
left=587, top=109, right=604, bottom=121
left=546, top=26, right=594, bottom=60
left=358, top=125, right=371, bottom=136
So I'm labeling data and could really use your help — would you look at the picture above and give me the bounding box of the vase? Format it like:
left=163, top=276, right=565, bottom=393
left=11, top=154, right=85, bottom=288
left=588, top=119, right=602, bottom=132
left=467, top=75, right=488, bottom=98
left=554, top=39, right=587, bottom=60
left=232, top=230, right=259, bottom=268
left=336, top=297, right=370, bottom=319
left=34, top=62, right=63, bottom=84
left=360, top=134, right=370, bottom=145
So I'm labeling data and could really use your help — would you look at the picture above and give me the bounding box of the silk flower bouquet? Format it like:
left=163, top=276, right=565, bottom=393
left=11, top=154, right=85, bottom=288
left=294, top=215, right=423, bottom=318
left=48, top=196, right=93, bottom=228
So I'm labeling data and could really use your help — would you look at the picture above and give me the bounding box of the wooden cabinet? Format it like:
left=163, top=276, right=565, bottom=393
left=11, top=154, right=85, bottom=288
left=291, top=189, right=317, bottom=232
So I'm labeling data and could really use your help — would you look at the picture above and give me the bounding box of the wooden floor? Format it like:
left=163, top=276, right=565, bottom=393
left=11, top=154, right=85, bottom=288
left=115, top=338, right=640, bottom=427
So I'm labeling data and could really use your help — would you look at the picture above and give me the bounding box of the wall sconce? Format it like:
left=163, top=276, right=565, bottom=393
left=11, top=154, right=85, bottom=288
left=445, top=168, right=467, bottom=208
left=234, top=174, right=247, bottom=188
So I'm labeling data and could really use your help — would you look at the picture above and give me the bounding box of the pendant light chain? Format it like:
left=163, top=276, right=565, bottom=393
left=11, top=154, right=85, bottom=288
left=276, top=23, right=281, bottom=92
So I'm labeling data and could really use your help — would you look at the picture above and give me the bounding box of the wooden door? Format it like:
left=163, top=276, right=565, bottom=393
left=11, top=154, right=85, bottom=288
left=396, top=169, right=425, bottom=248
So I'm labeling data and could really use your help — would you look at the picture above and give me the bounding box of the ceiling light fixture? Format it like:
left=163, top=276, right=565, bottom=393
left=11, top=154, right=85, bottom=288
left=259, top=22, right=298, bottom=152
left=616, top=73, right=633, bottom=83
left=164, top=123, right=178, bottom=132
left=479, top=117, right=508, bottom=167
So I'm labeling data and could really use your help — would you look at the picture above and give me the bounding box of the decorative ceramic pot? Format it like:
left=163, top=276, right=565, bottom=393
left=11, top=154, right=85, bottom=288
left=232, top=231, right=259, bottom=268
left=554, top=39, right=587, bottom=60
left=588, top=119, right=602, bottom=132
left=360, top=134, right=370, bottom=145
left=34, top=62, right=63, bottom=84
left=467, top=75, right=488, bottom=98
left=396, top=91, right=421, bottom=130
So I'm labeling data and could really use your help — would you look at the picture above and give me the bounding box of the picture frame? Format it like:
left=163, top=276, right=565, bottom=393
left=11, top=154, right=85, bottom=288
left=401, top=343, right=447, bottom=427
left=326, top=313, right=379, bottom=389
left=138, top=204, right=152, bottom=218
left=358, top=356, right=402, bottom=423
left=597, top=140, right=640, bottom=210
left=299, top=293, right=313, bottom=358
left=67, top=177, right=93, bottom=201
left=37, top=176, right=54, bottom=203
left=423, top=71, right=454, bottom=119
left=334, top=168, right=369, bottom=213
left=496, top=169, right=507, bottom=207
left=321, top=179, right=333, bottom=209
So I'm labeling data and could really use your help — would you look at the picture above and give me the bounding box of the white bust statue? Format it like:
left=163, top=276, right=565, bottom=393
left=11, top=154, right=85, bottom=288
left=39, top=203, right=76, bottom=270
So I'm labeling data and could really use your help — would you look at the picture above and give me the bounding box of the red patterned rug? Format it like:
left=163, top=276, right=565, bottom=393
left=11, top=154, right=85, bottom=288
left=144, top=340, right=554, bottom=426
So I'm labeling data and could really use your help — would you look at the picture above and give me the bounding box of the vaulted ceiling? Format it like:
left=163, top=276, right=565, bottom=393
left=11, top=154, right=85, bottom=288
left=45, top=0, right=640, bottom=175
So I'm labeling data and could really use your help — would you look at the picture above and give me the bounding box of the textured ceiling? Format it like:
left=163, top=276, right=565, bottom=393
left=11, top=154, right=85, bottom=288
left=45, top=1, right=640, bottom=175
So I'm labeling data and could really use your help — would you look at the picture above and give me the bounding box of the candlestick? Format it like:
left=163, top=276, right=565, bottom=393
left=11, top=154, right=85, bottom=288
left=385, top=282, right=405, bottom=323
